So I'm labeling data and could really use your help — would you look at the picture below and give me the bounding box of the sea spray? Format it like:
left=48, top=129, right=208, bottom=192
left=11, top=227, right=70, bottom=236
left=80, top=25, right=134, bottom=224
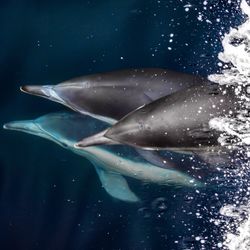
left=208, top=1, right=250, bottom=249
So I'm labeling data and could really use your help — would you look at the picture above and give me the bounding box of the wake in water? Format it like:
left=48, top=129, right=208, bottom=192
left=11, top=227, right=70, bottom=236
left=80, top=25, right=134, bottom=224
left=208, top=0, right=250, bottom=249
left=209, top=0, right=250, bottom=151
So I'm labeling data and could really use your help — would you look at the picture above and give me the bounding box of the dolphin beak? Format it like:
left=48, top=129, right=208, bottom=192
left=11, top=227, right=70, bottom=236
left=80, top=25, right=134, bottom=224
left=74, top=129, right=117, bottom=149
left=20, top=85, right=65, bottom=104
left=20, top=85, right=51, bottom=98
left=74, top=138, right=93, bottom=148
left=3, top=120, right=39, bottom=134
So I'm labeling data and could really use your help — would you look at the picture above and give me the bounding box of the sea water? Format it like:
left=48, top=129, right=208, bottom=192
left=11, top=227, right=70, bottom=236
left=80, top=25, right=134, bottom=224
left=1, top=1, right=250, bottom=249
left=208, top=1, right=250, bottom=249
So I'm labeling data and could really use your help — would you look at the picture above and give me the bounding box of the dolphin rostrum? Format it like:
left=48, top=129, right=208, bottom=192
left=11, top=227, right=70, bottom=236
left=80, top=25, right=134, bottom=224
left=3, top=112, right=202, bottom=203
left=76, top=84, right=239, bottom=156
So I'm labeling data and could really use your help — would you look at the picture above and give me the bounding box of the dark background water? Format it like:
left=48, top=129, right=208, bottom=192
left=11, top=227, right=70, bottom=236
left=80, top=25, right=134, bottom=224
left=0, top=1, right=244, bottom=249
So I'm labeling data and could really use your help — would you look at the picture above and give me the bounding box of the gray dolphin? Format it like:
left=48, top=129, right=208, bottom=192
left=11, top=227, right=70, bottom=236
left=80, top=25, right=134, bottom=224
left=76, top=84, right=239, bottom=156
left=20, top=68, right=207, bottom=124
left=3, top=113, right=202, bottom=203
left=19, top=68, right=209, bottom=169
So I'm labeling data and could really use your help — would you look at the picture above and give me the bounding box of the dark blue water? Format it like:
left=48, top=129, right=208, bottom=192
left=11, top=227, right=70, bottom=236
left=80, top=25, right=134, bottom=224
left=0, top=1, right=245, bottom=249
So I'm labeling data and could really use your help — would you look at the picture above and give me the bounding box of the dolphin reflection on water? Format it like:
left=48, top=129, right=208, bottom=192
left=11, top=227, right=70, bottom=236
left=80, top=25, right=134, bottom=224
left=3, top=113, right=202, bottom=203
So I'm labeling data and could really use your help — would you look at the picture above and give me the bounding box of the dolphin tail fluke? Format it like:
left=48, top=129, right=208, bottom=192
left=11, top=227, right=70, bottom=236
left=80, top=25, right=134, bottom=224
left=75, top=129, right=117, bottom=148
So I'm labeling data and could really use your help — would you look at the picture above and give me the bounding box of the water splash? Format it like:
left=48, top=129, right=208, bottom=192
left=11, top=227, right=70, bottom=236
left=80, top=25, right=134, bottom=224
left=207, top=1, right=250, bottom=249
left=208, top=0, right=250, bottom=150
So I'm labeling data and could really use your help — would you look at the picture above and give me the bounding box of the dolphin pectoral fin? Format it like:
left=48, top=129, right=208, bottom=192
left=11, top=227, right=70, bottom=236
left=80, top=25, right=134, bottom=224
left=135, top=149, right=179, bottom=170
left=94, top=165, right=140, bottom=202
left=75, top=129, right=118, bottom=148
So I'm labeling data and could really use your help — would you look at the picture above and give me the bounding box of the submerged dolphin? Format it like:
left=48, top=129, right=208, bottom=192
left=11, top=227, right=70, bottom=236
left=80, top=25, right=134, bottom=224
left=19, top=68, right=209, bottom=169
left=76, top=84, right=239, bottom=156
left=20, top=68, right=207, bottom=124
left=3, top=113, right=202, bottom=203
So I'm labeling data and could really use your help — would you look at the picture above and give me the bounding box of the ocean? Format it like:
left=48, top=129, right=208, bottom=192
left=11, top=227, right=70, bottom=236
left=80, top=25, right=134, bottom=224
left=0, top=1, right=247, bottom=249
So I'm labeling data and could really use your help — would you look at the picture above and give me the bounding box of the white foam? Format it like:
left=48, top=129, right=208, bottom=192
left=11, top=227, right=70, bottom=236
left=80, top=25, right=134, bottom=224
left=208, top=1, right=250, bottom=249
left=208, top=0, right=250, bottom=149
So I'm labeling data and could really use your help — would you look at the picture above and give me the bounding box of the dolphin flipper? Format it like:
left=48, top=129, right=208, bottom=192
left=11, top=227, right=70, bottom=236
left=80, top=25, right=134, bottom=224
left=75, top=129, right=116, bottom=148
left=94, top=165, right=140, bottom=202
left=135, top=149, right=178, bottom=170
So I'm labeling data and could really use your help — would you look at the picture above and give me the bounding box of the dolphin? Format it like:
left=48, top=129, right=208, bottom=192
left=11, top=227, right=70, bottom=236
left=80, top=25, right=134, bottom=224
left=19, top=68, right=209, bottom=169
left=3, top=112, right=202, bottom=203
left=20, top=68, right=207, bottom=124
left=76, top=84, right=239, bottom=158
